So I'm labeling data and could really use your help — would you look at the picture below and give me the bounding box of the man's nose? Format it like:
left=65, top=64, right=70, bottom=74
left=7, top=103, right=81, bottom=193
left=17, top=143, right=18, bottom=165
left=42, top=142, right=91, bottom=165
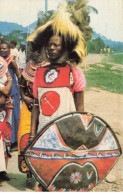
left=0, top=48, right=4, bottom=51
left=50, top=45, right=55, bottom=49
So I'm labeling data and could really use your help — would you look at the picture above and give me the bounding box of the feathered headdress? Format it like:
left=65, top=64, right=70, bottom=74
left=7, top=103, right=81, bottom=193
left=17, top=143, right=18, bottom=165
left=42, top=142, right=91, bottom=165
left=27, top=0, right=96, bottom=64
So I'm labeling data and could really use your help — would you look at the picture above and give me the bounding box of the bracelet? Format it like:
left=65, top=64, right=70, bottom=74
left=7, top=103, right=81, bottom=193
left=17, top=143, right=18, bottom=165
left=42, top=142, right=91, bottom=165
left=29, top=135, right=35, bottom=138
left=34, top=103, right=39, bottom=106
left=7, top=76, right=12, bottom=80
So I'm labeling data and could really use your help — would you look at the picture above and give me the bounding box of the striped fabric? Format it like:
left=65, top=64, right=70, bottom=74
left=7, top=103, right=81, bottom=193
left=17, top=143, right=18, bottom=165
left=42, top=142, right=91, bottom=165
left=0, top=57, right=7, bottom=78
left=22, top=61, right=49, bottom=82
left=5, top=55, right=14, bottom=66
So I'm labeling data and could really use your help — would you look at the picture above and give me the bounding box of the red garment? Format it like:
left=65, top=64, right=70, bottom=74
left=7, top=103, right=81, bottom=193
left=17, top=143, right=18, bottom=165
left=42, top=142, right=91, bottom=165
left=33, top=64, right=86, bottom=99
left=33, top=63, right=86, bottom=130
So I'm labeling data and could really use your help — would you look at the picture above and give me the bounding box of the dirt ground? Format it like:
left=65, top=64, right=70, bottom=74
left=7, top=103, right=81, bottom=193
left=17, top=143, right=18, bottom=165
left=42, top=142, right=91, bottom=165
left=0, top=54, right=123, bottom=192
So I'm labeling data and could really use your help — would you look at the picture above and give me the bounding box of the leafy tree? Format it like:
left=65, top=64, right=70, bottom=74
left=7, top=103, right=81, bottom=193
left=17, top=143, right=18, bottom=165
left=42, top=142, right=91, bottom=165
left=87, top=38, right=105, bottom=54
left=37, top=10, right=54, bottom=27
left=5, top=30, right=27, bottom=47
left=66, top=0, right=98, bottom=41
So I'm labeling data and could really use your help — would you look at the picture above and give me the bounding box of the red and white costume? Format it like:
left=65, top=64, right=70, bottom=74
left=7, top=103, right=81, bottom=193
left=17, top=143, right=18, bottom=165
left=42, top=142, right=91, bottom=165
left=33, top=63, right=86, bottom=131
left=0, top=57, right=12, bottom=172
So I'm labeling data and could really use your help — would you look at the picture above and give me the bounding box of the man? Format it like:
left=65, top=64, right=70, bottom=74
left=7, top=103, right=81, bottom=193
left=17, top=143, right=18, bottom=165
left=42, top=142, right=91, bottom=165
left=0, top=56, right=12, bottom=181
left=0, top=42, right=20, bottom=148
left=20, top=1, right=89, bottom=191
left=29, top=35, right=86, bottom=139
left=18, top=42, right=26, bottom=72
left=10, top=40, right=19, bottom=65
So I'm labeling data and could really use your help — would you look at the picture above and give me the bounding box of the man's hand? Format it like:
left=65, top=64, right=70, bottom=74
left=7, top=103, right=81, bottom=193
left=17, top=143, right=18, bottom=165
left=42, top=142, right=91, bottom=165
left=23, top=96, right=34, bottom=111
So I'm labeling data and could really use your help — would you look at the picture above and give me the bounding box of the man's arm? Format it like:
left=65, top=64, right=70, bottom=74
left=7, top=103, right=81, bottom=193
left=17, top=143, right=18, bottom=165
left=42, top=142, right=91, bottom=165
left=19, top=76, right=34, bottom=111
left=74, top=91, right=84, bottom=111
left=11, top=60, right=21, bottom=78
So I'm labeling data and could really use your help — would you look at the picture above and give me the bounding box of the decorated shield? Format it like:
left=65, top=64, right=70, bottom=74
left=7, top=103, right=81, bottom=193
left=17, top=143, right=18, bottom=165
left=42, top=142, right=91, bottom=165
left=22, top=112, right=122, bottom=192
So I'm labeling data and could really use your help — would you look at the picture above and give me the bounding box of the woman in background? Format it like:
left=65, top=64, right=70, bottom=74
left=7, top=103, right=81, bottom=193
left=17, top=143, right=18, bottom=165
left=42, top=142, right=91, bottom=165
left=0, top=56, right=12, bottom=181
left=0, top=42, right=20, bottom=149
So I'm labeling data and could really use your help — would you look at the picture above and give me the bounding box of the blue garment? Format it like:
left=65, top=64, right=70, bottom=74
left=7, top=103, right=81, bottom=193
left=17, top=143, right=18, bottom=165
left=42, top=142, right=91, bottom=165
left=9, top=68, right=20, bottom=144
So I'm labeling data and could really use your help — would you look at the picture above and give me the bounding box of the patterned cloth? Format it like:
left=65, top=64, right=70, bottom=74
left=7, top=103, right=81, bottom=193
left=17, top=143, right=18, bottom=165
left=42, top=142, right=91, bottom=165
left=0, top=57, right=7, bottom=78
left=5, top=55, right=14, bottom=66
left=0, top=108, right=12, bottom=158
left=22, top=60, right=41, bottom=82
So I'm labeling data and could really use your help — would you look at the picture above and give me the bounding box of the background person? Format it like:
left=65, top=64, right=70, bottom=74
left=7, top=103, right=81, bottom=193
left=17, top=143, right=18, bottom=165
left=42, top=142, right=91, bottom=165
left=18, top=42, right=27, bottom=73
left=18, top=60, right=40, bottom=190
left=0, top=41, right=20, bottom=150
left=0, top=56, right=12, bottom=181
left=10, top=40, right=19, bottom=66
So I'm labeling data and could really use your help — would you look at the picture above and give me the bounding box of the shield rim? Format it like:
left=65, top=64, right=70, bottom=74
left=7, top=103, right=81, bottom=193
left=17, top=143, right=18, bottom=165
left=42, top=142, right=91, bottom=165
left=21, top=111, right=122, bottom=191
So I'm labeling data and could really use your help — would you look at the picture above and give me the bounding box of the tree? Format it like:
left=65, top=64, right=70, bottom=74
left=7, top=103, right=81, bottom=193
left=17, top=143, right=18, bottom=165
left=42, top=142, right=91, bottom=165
left=5, top=30, right=27, bottom=47
left=87, top=38, right=105, bottom=54
left=37, top=10, right=54, bottom=27
left=66, top=0, right=98, bottom=41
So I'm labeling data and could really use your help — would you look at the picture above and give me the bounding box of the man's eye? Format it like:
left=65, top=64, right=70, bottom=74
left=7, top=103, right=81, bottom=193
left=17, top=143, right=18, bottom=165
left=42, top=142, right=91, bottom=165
left=48, top=44, right=52, bottom=47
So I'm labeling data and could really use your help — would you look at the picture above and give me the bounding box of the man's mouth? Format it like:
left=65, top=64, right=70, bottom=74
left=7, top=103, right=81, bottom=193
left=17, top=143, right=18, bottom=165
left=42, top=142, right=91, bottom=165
left=48, top=53, right=56, bottom=57
left=0, top=52, right=5, bottom=56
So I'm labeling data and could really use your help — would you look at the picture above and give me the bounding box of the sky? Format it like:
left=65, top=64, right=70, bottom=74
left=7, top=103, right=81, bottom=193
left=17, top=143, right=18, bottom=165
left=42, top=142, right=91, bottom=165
left=0, top=0, right=123, bottom=42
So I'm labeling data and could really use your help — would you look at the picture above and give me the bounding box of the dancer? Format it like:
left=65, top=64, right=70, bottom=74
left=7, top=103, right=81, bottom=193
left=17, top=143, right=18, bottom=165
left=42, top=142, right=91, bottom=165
left=0, top=42, right=20, bottom=148
left=20, top=0, right=94, bottom=191
left=28, top=2, right=87, bottom=139
left=0, top=56, right=12, bottom=181
left=18, top=60, right=40, bottom=189
left=27, top=1, right=86, bottom=191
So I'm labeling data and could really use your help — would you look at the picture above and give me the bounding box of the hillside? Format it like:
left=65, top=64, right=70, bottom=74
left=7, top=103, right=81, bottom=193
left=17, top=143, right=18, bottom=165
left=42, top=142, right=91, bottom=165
left=0, top=21, right=123, bottom=51
left=93, top=31, right=123, bottom=51
left=0, top=21, right=37, bottom=35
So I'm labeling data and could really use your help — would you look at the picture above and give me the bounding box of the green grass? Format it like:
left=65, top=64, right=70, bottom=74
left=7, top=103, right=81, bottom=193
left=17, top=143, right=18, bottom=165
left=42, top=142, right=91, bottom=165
left=104, top=53, right=123, bottom=64
left=83, top=63, right=123, bottom=94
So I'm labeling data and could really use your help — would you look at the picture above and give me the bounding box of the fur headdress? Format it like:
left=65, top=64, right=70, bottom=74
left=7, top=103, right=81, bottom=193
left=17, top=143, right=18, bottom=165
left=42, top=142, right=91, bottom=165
left=27, top=0, right=94, bottom=64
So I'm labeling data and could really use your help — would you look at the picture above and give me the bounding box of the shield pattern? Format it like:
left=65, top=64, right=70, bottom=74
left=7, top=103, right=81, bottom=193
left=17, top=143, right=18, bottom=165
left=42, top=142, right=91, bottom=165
left=22, top=112, right=122, bottom=192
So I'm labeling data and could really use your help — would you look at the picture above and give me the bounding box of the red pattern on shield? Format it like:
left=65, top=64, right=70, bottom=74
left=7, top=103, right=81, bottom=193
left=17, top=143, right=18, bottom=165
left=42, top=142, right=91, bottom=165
left=40, top=91, right=60, bottom=116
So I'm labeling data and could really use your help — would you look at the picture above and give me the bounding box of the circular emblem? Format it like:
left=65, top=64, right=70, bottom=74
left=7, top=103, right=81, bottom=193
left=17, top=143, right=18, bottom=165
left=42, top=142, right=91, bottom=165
left=40, top=91, right=60, bottom=116
left=44, top=69, right=59, bottom=84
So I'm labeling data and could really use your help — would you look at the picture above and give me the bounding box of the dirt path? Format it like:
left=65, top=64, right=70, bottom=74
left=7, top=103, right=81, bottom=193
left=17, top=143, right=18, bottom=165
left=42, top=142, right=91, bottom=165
left=86, top=54, right=105, bottom=65
left=85, top=88, right=123, bottom=192
left=0, top=54, right=123, bottom=192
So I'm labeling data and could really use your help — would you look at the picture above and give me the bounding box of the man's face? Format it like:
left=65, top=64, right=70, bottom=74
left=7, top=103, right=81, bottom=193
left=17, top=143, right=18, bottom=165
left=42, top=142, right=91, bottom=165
left=21, top=44, right=26, bottom=51
left=46, top=36, right=63, bottom=62
left=0, top=44, right=10, bottom=58
left=10, top=43, right=15, bottom=49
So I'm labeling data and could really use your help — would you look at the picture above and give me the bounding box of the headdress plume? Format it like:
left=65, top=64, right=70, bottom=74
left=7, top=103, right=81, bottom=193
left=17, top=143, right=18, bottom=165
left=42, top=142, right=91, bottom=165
left=27, top=0, right=95, bottom=64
